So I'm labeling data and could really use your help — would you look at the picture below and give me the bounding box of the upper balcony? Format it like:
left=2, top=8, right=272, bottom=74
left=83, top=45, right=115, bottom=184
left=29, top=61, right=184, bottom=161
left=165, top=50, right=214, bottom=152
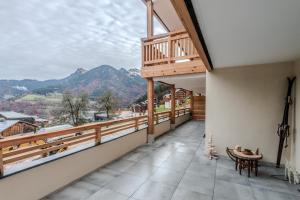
left=141, top=30, right=206, bottom=78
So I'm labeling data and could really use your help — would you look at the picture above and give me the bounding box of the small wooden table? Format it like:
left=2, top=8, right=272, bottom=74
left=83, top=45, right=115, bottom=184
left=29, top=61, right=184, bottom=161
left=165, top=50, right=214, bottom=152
left=231, top=149, right=263, bottom=177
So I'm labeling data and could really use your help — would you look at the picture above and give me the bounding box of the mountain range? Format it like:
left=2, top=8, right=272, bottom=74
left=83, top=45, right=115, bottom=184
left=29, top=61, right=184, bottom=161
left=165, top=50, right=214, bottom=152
left=0, top=65, right=146, bottom=106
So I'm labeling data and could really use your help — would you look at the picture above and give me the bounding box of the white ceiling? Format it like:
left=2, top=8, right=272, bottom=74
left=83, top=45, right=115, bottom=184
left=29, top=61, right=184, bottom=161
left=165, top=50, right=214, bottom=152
left=154, top=73, right=206, bottom=95
left=152, top=0, right=184, bottom=31
left=191, top=0, right=300, bottom=68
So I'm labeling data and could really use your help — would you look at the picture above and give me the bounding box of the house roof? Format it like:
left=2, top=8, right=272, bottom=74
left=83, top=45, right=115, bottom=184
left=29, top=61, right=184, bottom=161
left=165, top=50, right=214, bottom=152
left=0, top=111, right=33, bottom=119
left=0, top=120, right=19, bottom=132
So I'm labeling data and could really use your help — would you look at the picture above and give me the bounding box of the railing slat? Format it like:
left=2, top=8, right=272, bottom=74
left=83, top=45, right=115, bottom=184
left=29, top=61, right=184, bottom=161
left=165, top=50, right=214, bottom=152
left=95, top=127, right=101, bottom=144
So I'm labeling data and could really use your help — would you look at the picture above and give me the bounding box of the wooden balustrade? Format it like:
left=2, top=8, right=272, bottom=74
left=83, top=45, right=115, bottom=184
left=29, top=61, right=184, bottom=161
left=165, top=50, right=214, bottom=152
left=154, top=111, right=171, bottom=124
left=176, top=108, right=189, bottom=117
left=141, top=30, right=206, bottom=78
left=0, top=109, right=190, bottom=176
left=142, top=30, right=199, bottom=67
left=0, top=116, right=147, bottom=176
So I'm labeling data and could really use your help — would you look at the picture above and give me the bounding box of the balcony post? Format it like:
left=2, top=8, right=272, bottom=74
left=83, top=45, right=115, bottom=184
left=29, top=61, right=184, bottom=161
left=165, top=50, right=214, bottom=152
left=147, top=78, right=154, bottom=138
left=0, top=147, right=3, bottom=176
left=146, top=0, right=153, bottom=38
left=134, top=118, right=139, bottom=131
left=171, top=85, right=176, bottom=127
left=95, top=127, right=101, bottom=144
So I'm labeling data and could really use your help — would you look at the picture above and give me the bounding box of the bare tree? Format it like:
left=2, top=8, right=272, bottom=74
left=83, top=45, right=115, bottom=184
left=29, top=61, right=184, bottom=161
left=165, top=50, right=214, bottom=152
left=62, top=91, right=89, bottom=126
left=96, top=91, right=118, bottom=119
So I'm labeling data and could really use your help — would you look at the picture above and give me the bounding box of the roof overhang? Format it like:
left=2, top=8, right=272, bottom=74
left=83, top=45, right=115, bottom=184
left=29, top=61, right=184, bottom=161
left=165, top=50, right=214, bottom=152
left=154, top=73, right=206, bottom=95
left=188, top=0, right=300, bottom=68
left=141, top=0, right=184, bottom=32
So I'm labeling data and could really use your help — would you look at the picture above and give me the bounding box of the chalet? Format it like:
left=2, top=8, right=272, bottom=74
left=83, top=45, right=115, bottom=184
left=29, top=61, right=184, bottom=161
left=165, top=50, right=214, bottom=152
left=33, top=117, right=49, bottom=127
left=0, top=111, right=35, bottom=124
left=0, top=119, right=37, bottom=137
left=162, top=89, right=189, bottom=108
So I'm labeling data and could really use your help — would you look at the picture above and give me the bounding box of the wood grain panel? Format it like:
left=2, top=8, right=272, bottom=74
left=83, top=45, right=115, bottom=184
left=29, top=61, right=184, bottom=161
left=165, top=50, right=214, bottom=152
left=192, top=96, right=205, bottom=120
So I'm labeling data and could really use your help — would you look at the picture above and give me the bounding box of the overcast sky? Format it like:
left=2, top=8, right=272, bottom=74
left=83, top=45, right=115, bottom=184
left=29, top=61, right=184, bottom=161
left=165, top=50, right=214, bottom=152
left=0, top=0, right=165, bottom=80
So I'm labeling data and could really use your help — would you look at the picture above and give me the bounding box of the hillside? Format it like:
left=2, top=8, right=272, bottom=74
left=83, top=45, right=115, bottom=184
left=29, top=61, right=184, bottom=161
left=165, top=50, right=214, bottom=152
left=0, top=65, right=146, bottom=106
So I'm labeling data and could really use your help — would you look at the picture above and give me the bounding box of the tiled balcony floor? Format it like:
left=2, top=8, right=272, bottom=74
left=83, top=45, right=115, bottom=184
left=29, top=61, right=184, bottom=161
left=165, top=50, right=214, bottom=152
left=43, top=121, right=299, bottom=200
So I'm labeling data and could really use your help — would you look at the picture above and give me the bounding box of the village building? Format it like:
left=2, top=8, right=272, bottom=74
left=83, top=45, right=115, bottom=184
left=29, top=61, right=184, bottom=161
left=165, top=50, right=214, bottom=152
left=162, top=89, right=189, bottom=108
left=0, top=119, right=37, bottom=137
left=0, top=111, right=35, bottom=124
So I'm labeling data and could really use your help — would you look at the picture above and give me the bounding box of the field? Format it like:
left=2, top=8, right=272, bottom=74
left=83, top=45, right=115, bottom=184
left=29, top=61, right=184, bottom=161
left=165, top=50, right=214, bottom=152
left=155, top=105, right=170, bottom=113
left=18, top=93, right=63, bottom=103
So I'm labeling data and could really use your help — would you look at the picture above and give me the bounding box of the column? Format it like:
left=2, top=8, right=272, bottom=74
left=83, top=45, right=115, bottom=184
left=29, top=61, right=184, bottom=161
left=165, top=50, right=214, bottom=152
left=147, top=78, right=154, bottom=135
left=146, top=0, right=153, bottom=38
left=171, top=85, right=176, bottom=125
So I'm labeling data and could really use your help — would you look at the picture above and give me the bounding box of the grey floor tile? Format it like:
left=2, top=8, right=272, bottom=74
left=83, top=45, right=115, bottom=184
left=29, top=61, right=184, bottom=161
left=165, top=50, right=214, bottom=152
left=216, top=167, right=249, bottom=186
left=104, top=173, right=145, bottom=196
left=167, top=151, right=194, bottom=162
left=178, top=171, right=214, bottom=196
left=286, top=183, right=300, bottom=197
left=80, top=168, right=120, bottom=187
left=138, top=155, right=167, bottom=167
left=217, top=157, right=236, bottom=170
left=105, top=159, right=136, bottom=173
left=253, top=187, right=297, bottom=200
left=86, top=188, right=128, bottom=200
left=249, top=175, right=291, bottom=194
left=150, top=167, right=184, bottom=186
left=125, top=162, right=158, bottom=178
left=122, top=150, right=149, bottom=162
left=187, top=162, right=216, bottom=179
left=46, top=181, right=100, bottom=200
left=214, top=180, right=254, bottom=200
left=171, top=187, right=212, bottom=200
left=160, top=157, right=191, bottom=172
left=132, top=180, right=176, bottom=200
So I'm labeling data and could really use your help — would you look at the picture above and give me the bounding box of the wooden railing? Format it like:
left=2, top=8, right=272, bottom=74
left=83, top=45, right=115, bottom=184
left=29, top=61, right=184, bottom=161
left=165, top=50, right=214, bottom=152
left=176, top=108, right=190, bottom=117
left=142, top=30, right=199, bottom=67
left=0, top=108, right=190, bottom=176
left=0, top=116, right=147, bottom=176
left=154, top=111, right=171, bottom=124
left=154, top=108, right=190, bottom=124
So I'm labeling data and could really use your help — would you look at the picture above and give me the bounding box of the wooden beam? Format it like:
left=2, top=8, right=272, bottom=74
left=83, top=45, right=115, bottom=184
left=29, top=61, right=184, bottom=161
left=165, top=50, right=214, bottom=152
left=141, top=59, right=206, bottom=78
left=0, top=148, right=3, bottom=176
left=146, top=0, right=153, bottom=38
left=140, top=0, right=170, bottom=32
left=170, top=0, right=212, bottom=71
left=171, top=85, right=176, bottom=124
left=157, top=81, right=173, bottom=86
left=147, top=78, right=154, bottom=134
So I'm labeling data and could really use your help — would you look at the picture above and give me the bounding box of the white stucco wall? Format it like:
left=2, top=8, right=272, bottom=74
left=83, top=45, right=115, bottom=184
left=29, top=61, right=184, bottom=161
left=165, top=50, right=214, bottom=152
left=292, top=59, right=300, bottom=172
left=206, top=62, right=294, bottom=163
left=0, top=129, right=147, bottom=200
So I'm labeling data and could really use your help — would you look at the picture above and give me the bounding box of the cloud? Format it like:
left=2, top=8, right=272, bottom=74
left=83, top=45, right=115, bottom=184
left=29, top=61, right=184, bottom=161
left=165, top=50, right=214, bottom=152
left=0, top=0, right=165, bottom=80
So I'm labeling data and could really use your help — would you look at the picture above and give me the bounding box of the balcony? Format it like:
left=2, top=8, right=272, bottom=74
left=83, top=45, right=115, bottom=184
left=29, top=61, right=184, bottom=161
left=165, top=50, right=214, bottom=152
left=141, top=30, right=206, bottom=78
left=0, top=112, right=298, bottom=200
left=0, top=109, right=191, bottom=200
left=41, top=120, right=298, bottom=200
